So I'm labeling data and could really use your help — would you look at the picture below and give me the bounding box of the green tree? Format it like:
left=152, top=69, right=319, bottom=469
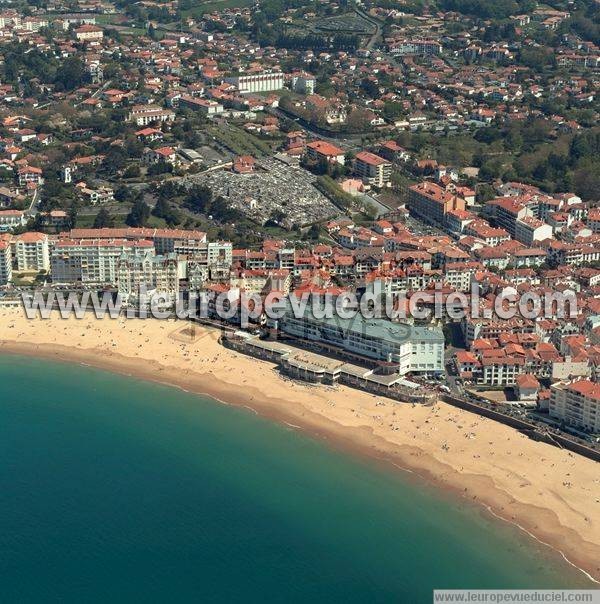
left=93, top=207, right=114, bottom=229
left=54, top=57, right=88, bottom=91
left=126, top=197, right=151, bottom=227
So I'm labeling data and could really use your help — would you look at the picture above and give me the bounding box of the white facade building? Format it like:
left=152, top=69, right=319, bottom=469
left=51, top=239, right=155, bottom=285
left=0, top=239, right=12, bottom=285
left=550, top=380, right=600, bottom=432
left=117, top=252, right=179, bottom=304
left=0, top=210, right=26, bottom=232
left=278, top=302, right=444, bottom=376
left=226, top=72, right=284, bottom=94
left=14, top=232, right=50, bottom=272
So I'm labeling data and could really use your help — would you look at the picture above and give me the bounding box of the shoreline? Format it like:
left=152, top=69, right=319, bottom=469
left=1, top=311, right=600, bottom=584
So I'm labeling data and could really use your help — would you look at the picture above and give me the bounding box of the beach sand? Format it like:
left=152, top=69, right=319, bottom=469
left=1, top=306, right=599, bottom=583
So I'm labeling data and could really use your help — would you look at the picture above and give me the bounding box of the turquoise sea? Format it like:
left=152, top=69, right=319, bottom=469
left=0, top=354, right=591, bottom=603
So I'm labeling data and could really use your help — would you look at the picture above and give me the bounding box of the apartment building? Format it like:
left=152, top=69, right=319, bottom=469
left=479, top=356, right=526, bottom=386
left=305, top=141, right=345, bottom=165
left=514, top=216, right=553, bottom=246
left=353, top=152, right=391, bottom=188
left=550, top=380, right=600, bottom=432
left=587, top=208, right=600, bottom=234
left=462, top=316, right=534, bottom=346
left=444, top=262, right=480, bottom=291
left=17, top=165, right=44, bottom=187
left=463, top=221, right=510, bottom=246
left=128, top=105, right=176, bottom=127
left=445, top=209, right=475, bottom=235
left=486, top=197, right=532, bottom=237
left=14, top=232, right=49, bottom=271
left=547, top=242, right=600, bottom=266
left=0, top=238, right=12, bottom=285
left=117, top=252, right=179, bottom=304
left=179, top=95, right=224, bottom=116
left=154, top=229, right=207, bottom=255
left=291, top=73, right=316, bottom=95
left=57, top=14, right=96, bottom=29
left=510, top=247, right=547, bottom=268
left=408, top=182, right=466, bottom=227
left=74, top=24, right=103, bottom=41
left=65, top=228, right=207, bottom=255
left=226, top=72, right=284, bottom=93
left=390, top=40, right=442, bottom=56
left=0, top=210, right=26, bottom=232
left=51, top=238, right=154, bottom=285
left=278, top=303, right=444, bottom=376
left=176, top=240, right=233, bottom=281
left=79, top=186, right=114, bottom=205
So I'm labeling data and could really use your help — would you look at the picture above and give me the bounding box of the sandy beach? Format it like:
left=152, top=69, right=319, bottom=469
left=1, top=306, right=599, bottom=583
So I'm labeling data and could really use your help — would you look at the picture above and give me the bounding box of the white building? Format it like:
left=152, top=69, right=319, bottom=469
left=74, top=24, right=103, bottom=41
left=278, top=302, right=444, bottom=376
left=550, top=380, right=600, bottom=432
left=17, top=166, right=44, bottom=187
left=51, top=238, right=155, bottom=285
left=354, top=151, right=392, bottom=188
left=226, top=72, right=284, bottom=94
left=0, top=210, right=26, bottom=232
left=291, top=73, right=316, bottom=95
left=128, top=105, right=176, bottom=127
left=79, top=186, right=114, bottom=205
left=514, top=216, right=553, bottom=246
left=14, top=232, right=50, bottom=272
left=179, top=96, right=224, bottom=116
left=0, top=238, right=12, bottom=285
left=117, top=252, right=179, bottom=305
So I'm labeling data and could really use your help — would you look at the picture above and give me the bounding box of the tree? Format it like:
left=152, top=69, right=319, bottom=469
left=123, top=165, right=141, bottom=179
left=574, top=164, right=600, bottom=202
left=147, top=161, right=173, bottom=176
left=126, top=197, right=151, bottom=227
left=152, top=196, right=181, bottom=227
left=102, top=146, right=127, bottom=175
left=54, top=57, right=89, bottom=91
left=185, top=184, right=213, bottom=212
left=93, top=207, right=114, bottom=229
left=67, top=203, right=78, bottom=229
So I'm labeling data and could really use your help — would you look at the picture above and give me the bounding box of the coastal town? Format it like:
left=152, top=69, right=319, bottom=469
left=0, top=0, right=599, bottom=451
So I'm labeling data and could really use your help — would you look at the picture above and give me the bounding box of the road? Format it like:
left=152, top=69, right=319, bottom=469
left=354, top=7, right=382, bottom=51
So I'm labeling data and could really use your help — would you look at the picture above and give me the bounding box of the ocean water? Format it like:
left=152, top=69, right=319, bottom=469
left=0, top=354, right=590, bottom=603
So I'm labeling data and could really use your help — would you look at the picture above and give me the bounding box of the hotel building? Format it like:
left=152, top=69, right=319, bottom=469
left=277, top=303, right=444, bottom=376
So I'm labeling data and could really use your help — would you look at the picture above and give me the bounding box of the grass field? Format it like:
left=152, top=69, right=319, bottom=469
left=207, top=124, right=275, bottom=157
